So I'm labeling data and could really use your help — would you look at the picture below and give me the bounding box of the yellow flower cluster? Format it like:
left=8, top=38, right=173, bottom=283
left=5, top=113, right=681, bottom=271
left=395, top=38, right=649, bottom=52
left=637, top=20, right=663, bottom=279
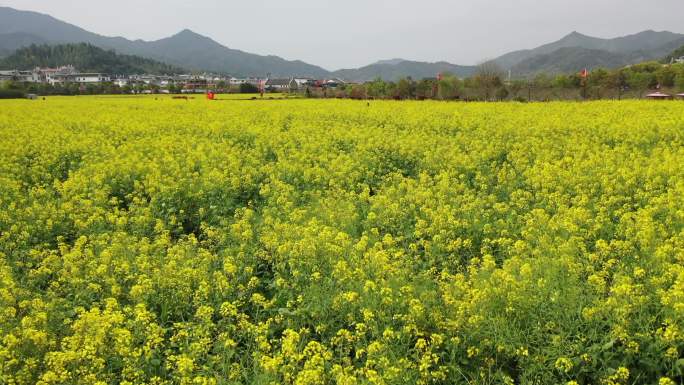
left=1, top=96, right=684, bottom=384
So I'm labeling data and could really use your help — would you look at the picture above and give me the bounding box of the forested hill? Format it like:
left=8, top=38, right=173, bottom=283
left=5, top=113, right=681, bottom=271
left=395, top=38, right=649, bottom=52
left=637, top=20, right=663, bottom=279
left=664, top=44, right=684, bottom=63
left=0, top=43, right=185, bottom=75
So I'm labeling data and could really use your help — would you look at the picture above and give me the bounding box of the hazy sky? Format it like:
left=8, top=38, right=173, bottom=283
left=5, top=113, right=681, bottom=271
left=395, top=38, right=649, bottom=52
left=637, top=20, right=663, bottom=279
left=3, top=0, right=684, bottom=70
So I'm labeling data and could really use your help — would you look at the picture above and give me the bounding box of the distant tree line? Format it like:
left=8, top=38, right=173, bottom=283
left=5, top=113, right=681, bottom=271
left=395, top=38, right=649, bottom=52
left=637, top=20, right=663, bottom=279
left=0, top=78, right=266, bottom=98
left=308, top=61, right=684, bottom=101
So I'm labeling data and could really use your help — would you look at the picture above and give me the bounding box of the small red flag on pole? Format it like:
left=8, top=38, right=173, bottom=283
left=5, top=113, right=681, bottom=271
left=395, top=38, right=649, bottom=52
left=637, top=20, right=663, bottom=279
left=580, top=68, right=589, bottom=78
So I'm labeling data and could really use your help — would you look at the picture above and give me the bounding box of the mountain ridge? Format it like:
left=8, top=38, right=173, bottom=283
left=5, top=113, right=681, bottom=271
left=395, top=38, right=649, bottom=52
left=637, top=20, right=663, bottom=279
left=493, top=29, right=684, bottom=72
left=1, top=6, right=683, bottom=79
left=0, top=6, right=329, bottom=77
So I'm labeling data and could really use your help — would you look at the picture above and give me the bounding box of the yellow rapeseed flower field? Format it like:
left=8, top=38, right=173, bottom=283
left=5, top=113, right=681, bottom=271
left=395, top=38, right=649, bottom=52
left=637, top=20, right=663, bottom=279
left=1, top=96, right=684, bottom=384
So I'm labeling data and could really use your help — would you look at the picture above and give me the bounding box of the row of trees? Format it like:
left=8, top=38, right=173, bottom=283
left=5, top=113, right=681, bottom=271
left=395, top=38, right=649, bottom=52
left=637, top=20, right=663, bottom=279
left=3, top=60, right=684, bottom=101
left=0, top=79, right=262, bottom=97
left=311, top=61, right=684, bottom=101
left=2, top=81, right=130, bottom=96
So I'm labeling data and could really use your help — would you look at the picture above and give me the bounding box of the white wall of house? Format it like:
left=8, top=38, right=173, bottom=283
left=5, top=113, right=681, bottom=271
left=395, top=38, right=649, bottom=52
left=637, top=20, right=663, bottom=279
left=293, top=78, right=313, bottom=87
left=74, top=74, right=110, bottom=83
left=47, top=75, right=68, bottom=85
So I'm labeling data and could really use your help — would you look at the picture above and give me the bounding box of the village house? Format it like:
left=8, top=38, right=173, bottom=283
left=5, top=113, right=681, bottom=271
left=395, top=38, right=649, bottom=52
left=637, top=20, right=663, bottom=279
left=46, top=73, right=70, bottom=85
left=229, top=77, right=262, bottom=86
left=205, top=74, right=231, bottom=84
left=265, top=78, right=292, bottom=91
left=0, top=70, right=20, bottom=82
left=0, top=69, right=41, bottom=82
left=293, top=77, right=315, bottom=87
left=324, top=78, right=346, bottom=88
left=128, top=75, right=176, bottom=87
left=181, top=77, right=210, bottom=93
left=111, top=77, right=131, bottom=88
left=72, top=73, right=111, bottom=83
left=17, top=70, right=41, bottom=82
left=41, top=65, right=77, bottom=85
left=0, top=61, right=350, bottom=93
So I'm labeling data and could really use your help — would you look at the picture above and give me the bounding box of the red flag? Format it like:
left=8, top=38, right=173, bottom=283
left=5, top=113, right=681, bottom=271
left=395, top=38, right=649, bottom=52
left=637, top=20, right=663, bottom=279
left=580, top=68, right=589, bottom=78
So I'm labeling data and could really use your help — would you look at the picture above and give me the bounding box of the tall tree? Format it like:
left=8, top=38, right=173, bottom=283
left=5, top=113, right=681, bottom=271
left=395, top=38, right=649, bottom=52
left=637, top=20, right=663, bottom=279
left=437, top=74, right=463, bottom=100
left=474, top=61, right=503, bottom=100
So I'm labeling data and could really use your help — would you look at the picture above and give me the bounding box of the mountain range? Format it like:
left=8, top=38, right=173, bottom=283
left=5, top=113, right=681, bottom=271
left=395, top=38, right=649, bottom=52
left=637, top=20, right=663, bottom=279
left=496, top=30, right=684, bottom=75
left=1, top=6, right=683, bottom=80
left=0, top=6, right=329, bottom=78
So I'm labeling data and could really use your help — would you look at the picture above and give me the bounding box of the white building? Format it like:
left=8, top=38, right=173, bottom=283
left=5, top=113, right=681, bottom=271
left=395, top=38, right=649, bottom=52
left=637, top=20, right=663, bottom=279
left=293, top=77, right=314, bottom=87
left=112, top=78, right=130, bottom=87
left=229, top=77, right=262, bottom=86
left=0, top=70, right=19, bottom=81
left=73, top=73, right=111, bottom=83
left=0, top=69, right=43, bottom=82
left=46, top=74, right=67, bottom=85
left=17, top=71, right=41, bottom=82
left=129, top=75, right=174, bottom=86
left=44, top=66, right=78, bottom=85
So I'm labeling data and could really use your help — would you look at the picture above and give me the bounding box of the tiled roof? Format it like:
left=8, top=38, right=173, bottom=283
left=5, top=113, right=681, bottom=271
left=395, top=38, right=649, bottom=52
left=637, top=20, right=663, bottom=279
left=266, top=78, right=291, bottom=86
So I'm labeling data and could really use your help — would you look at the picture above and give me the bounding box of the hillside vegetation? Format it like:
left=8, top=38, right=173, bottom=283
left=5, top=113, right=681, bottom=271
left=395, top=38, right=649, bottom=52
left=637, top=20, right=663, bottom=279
left=0, top=32, right=47, bottom=57
left=510, top=47, right=641, bottom=75
left=664, top=44, right=684, bottom=63
left=2, top=98, right=684, bottom=385
left=0, top=43, right=184, bottom=74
